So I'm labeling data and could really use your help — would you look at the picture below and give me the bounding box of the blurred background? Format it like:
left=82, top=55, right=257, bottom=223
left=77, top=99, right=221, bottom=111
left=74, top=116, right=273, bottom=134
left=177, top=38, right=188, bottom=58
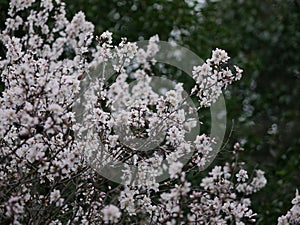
left=1, top=0, right=299, bottom=223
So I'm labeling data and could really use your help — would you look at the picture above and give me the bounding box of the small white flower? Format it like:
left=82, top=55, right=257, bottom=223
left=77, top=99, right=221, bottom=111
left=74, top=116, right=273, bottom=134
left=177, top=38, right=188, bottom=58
left=99, top=30, right=113, bottom=45
left=211, top=48, right=230, bottom=64
left=168, top=161, right=183, bottom=179
left=292, top=189, right=300, bottom=205
left=50, top=189, right=61, bottom=203
left=101, top=205, right=121, bottom=224
left=236, top=169, right=248, bottom=182
left=50, top=189, right=64, bottom=207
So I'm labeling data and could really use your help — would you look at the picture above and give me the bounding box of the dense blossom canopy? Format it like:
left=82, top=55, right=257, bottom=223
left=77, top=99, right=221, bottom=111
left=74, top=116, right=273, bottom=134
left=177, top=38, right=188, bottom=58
left=0, top=0, right=298, bottom=224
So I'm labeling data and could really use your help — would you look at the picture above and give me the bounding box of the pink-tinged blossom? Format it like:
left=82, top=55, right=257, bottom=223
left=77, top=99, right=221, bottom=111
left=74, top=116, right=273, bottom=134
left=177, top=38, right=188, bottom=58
left=277, top=190, right=300, bottom=225
left=236, top=169, right=249, bottom=182
left=101, top=205, right=121, bottom=224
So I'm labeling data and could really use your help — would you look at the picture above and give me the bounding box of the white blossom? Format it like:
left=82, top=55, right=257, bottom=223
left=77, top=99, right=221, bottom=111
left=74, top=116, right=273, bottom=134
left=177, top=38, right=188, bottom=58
left=101, top=205, right=121, bottom=224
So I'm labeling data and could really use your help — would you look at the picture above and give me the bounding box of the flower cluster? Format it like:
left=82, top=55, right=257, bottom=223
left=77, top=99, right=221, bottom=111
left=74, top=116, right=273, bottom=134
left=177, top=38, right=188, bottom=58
left=277, top=190, right=300, bottom=225
left=0, top=0, right=105, bottom=224
left=192, top=48, right=243, bottom=107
